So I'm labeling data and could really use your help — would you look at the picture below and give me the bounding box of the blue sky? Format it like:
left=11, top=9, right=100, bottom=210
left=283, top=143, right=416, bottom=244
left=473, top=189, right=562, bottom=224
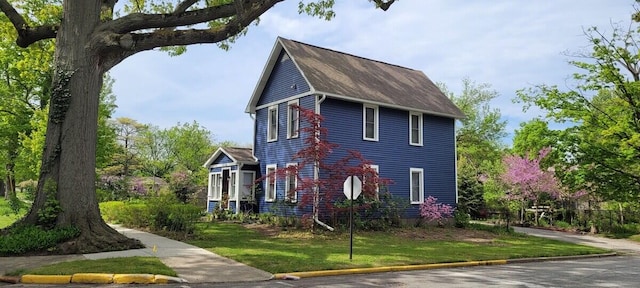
left=110, top=0, right=636, bottom=146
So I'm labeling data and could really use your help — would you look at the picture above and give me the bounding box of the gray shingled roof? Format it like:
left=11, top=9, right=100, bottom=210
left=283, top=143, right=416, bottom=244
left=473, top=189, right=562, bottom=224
left=202, top=147, right=257, bottom=167
left=246, top=37, right=464, bottom=119
left=223, top=147, right=256, bottom=163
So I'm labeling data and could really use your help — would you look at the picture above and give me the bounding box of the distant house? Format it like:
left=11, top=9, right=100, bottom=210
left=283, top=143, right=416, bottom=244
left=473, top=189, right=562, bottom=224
left=204, top=37, right=464, bottom=220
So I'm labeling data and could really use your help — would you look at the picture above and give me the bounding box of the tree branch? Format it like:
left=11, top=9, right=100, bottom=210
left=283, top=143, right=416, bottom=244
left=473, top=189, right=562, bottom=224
left=100, top=1, right=241, bottom=34
left=0, top=0, right=57, bottom=47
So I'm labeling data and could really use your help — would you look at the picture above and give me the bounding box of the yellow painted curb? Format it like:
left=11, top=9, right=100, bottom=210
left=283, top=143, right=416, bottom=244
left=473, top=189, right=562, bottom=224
left=71, top=273, right=114, bottom=284
left=113, top=274, right=155, bottom=284
left=154, top=274, right=188, bottom=284
left=274, top=260, right=509, bottom=279
left=20, top=275, right=72, bottom=284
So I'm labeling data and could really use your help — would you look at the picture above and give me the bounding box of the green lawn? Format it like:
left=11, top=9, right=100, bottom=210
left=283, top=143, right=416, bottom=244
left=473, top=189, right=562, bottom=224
left=0, top=198, right=26, bottom=229
left=8, top=257, right=176, bottom=277
left=187, top=222, right=609, bottom=273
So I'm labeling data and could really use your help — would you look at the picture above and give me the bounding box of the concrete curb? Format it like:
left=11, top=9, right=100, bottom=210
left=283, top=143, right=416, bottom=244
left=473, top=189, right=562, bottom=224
left=18, top=273, right=187, bottom=284
left=8, top=253, right=618, bottom=284
left=273, top=253, right=618, bottom=280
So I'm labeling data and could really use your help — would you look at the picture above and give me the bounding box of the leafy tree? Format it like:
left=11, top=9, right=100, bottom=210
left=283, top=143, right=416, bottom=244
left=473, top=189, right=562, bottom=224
left=0, top=0, right=396, bottom=253
left=501, top=147, right=561, bottom=224
left=515, top=20, right=640, bottom=203
left=0, top=1, right=56, bottom=196
left=440, top=78, right=507, bottom=216
left=165, top=121, right=214, bottom=174
left=135, top=125, right=174, bottom=178
left=106, top=117, right=145, bottom=177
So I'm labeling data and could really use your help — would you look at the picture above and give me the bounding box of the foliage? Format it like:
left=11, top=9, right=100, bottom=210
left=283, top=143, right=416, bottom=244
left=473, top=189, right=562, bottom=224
left=501, top=148, right=561, bottom=203
left=36, top=179, right=62, bottom=228
left=0, top=0, right=397, bottom=251
left=419, top=196, right=455, bottom=223
left=100, top=195, right=203, bottom=235
left=0, top=225, right=79, bottom=255
left=167, top=170, right=198, bottom=203
left=515, top=20, right=640, bottom=202
left=453, top=210, right=471, bottom=228
left=440, top=79, right=506, bottom=220
left=147, top=194, right=204, bottom=234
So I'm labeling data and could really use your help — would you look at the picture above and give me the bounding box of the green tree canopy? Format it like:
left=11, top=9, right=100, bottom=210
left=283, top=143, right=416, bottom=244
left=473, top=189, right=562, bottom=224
left=516, top=21, right=640, bottom=202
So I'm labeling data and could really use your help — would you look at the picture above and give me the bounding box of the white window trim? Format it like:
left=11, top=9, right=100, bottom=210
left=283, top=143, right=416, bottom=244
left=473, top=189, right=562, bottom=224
left=287, top=100, right=300, bottom=139
left=409, top=111, right=423, bottom=146
left=410, top=168, right=424, bottom=204
left=208, top=172, right=222, bottom=201
left=267, top=105, right=278, bottom=142
left=265, top=164, right=277, bottom=202
left=285, top=163, right=298, bottom=203
left=362, top=104, right=379, bottom=141
left=229, top=171, right=237, bottom=201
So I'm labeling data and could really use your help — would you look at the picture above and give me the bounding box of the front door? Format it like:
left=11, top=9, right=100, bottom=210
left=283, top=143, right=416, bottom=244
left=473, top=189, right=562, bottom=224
left=222, top=169, right=229, bottom=208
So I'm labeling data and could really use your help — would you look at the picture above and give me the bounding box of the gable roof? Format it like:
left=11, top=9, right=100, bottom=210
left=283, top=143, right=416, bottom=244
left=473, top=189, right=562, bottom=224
left=202, top=147, right=257, bottom=168
left=246, top=37, right=465, bottom=119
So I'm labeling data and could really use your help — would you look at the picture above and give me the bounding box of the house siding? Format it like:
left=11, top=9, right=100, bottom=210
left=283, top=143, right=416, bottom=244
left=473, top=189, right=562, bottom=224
left=320, top=97, right=457, bottom=218
left=256, top=51, right=311, bottom=107
left=253, top=70, right=315, bottom=216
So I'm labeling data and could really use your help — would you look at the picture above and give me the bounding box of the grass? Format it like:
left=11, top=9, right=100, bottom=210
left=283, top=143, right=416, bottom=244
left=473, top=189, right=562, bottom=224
left=0, top=197, right=26, bottom=229
left=186, top=222, right=609, bottom=273
left=629, top=234, right=640, bottom=243
left=8, top=257, right=177, bottom=277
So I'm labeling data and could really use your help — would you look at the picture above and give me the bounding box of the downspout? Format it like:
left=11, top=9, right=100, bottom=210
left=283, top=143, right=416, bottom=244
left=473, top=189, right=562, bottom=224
left=313, top=94, right=334, bottom=231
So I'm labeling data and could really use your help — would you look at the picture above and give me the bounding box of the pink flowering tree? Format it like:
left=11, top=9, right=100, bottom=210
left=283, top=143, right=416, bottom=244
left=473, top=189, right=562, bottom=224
left=501, top=147, right=561, bottom=225
left=419, top=196, right=455, bottom=225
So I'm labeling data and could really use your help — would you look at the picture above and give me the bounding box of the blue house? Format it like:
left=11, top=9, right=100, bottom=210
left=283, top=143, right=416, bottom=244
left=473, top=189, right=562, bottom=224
left=204, top=37, right=465, bottom=222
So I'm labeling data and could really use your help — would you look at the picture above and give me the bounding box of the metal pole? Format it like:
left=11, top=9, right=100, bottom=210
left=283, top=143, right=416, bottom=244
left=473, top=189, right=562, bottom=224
left=350, top=175, right=354, bottom=261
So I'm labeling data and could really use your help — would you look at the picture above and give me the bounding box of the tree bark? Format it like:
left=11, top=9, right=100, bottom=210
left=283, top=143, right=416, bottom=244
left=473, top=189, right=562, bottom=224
left=18, top=0, right=142, bottom=253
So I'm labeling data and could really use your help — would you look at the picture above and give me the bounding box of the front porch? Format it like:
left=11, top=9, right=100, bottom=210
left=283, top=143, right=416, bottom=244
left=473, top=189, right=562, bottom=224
left=203, top=147, right=259, bottom=214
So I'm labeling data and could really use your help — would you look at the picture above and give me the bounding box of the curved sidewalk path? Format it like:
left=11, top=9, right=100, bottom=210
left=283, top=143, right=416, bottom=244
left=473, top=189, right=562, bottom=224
left=0, top=225, right=273, bottom=284
left=514, top=226, right=640, bottom=255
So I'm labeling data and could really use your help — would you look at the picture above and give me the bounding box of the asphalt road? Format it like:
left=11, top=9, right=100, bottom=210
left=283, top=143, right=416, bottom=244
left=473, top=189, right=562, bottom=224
left=7, top=256, right=638, bottom=287
left=223, top=256, right=640, bottom=288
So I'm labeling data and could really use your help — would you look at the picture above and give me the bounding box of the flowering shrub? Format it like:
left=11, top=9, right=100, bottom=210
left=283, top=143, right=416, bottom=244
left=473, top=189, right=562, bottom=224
left=419, top=196, right=455, bottom=222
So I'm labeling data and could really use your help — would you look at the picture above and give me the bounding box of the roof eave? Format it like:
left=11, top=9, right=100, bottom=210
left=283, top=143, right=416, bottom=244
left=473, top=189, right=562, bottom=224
left=245, top=38, right=285, bottom=114
left=316, top=91, right=466, bottom=119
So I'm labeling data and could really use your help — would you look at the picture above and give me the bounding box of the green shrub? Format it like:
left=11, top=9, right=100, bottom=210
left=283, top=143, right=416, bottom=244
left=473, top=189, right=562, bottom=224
left=99, top=200, right=150, bottom=227
left=99, top=201, right=126, bottom=223
left=0, top=225, right=80, bottom=255
left=146, top=194, right=203, bottom=234
left=553, top=220, right=572, bottom=229
left=454, top=210, right=471, bottom=228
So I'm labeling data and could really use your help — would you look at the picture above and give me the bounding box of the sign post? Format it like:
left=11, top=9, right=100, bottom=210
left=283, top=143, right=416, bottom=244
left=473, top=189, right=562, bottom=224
left=343, top=175, right=362, bottom=261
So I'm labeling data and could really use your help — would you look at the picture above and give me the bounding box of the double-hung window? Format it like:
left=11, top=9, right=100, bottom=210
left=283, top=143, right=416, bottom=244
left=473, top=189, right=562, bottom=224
left=409, top=112, right=423, bottom=146
left=267, top=105, right=278, bottom=142
left=285, top=163, right=298, bottom=202
left=287, top=100, right=299, bottom=139
left=209, top=173, right=222, bottom=201
left=363, top=104, right=379, bottom=141
left=410, top=168, right=424, bottom=204
left=265, top=164, right=277, bottom=202
left=229, top=171, right=237, bottom=200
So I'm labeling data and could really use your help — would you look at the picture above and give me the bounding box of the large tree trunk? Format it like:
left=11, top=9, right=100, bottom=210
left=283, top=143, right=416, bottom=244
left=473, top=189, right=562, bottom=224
left=17, top=0, right=142, bottom=253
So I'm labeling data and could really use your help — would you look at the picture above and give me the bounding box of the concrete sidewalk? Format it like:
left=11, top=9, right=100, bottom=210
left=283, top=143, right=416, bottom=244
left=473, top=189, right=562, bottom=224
left=514, top=226, right=640, bottom=255
left=0, top=225, right=273, bottom=284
